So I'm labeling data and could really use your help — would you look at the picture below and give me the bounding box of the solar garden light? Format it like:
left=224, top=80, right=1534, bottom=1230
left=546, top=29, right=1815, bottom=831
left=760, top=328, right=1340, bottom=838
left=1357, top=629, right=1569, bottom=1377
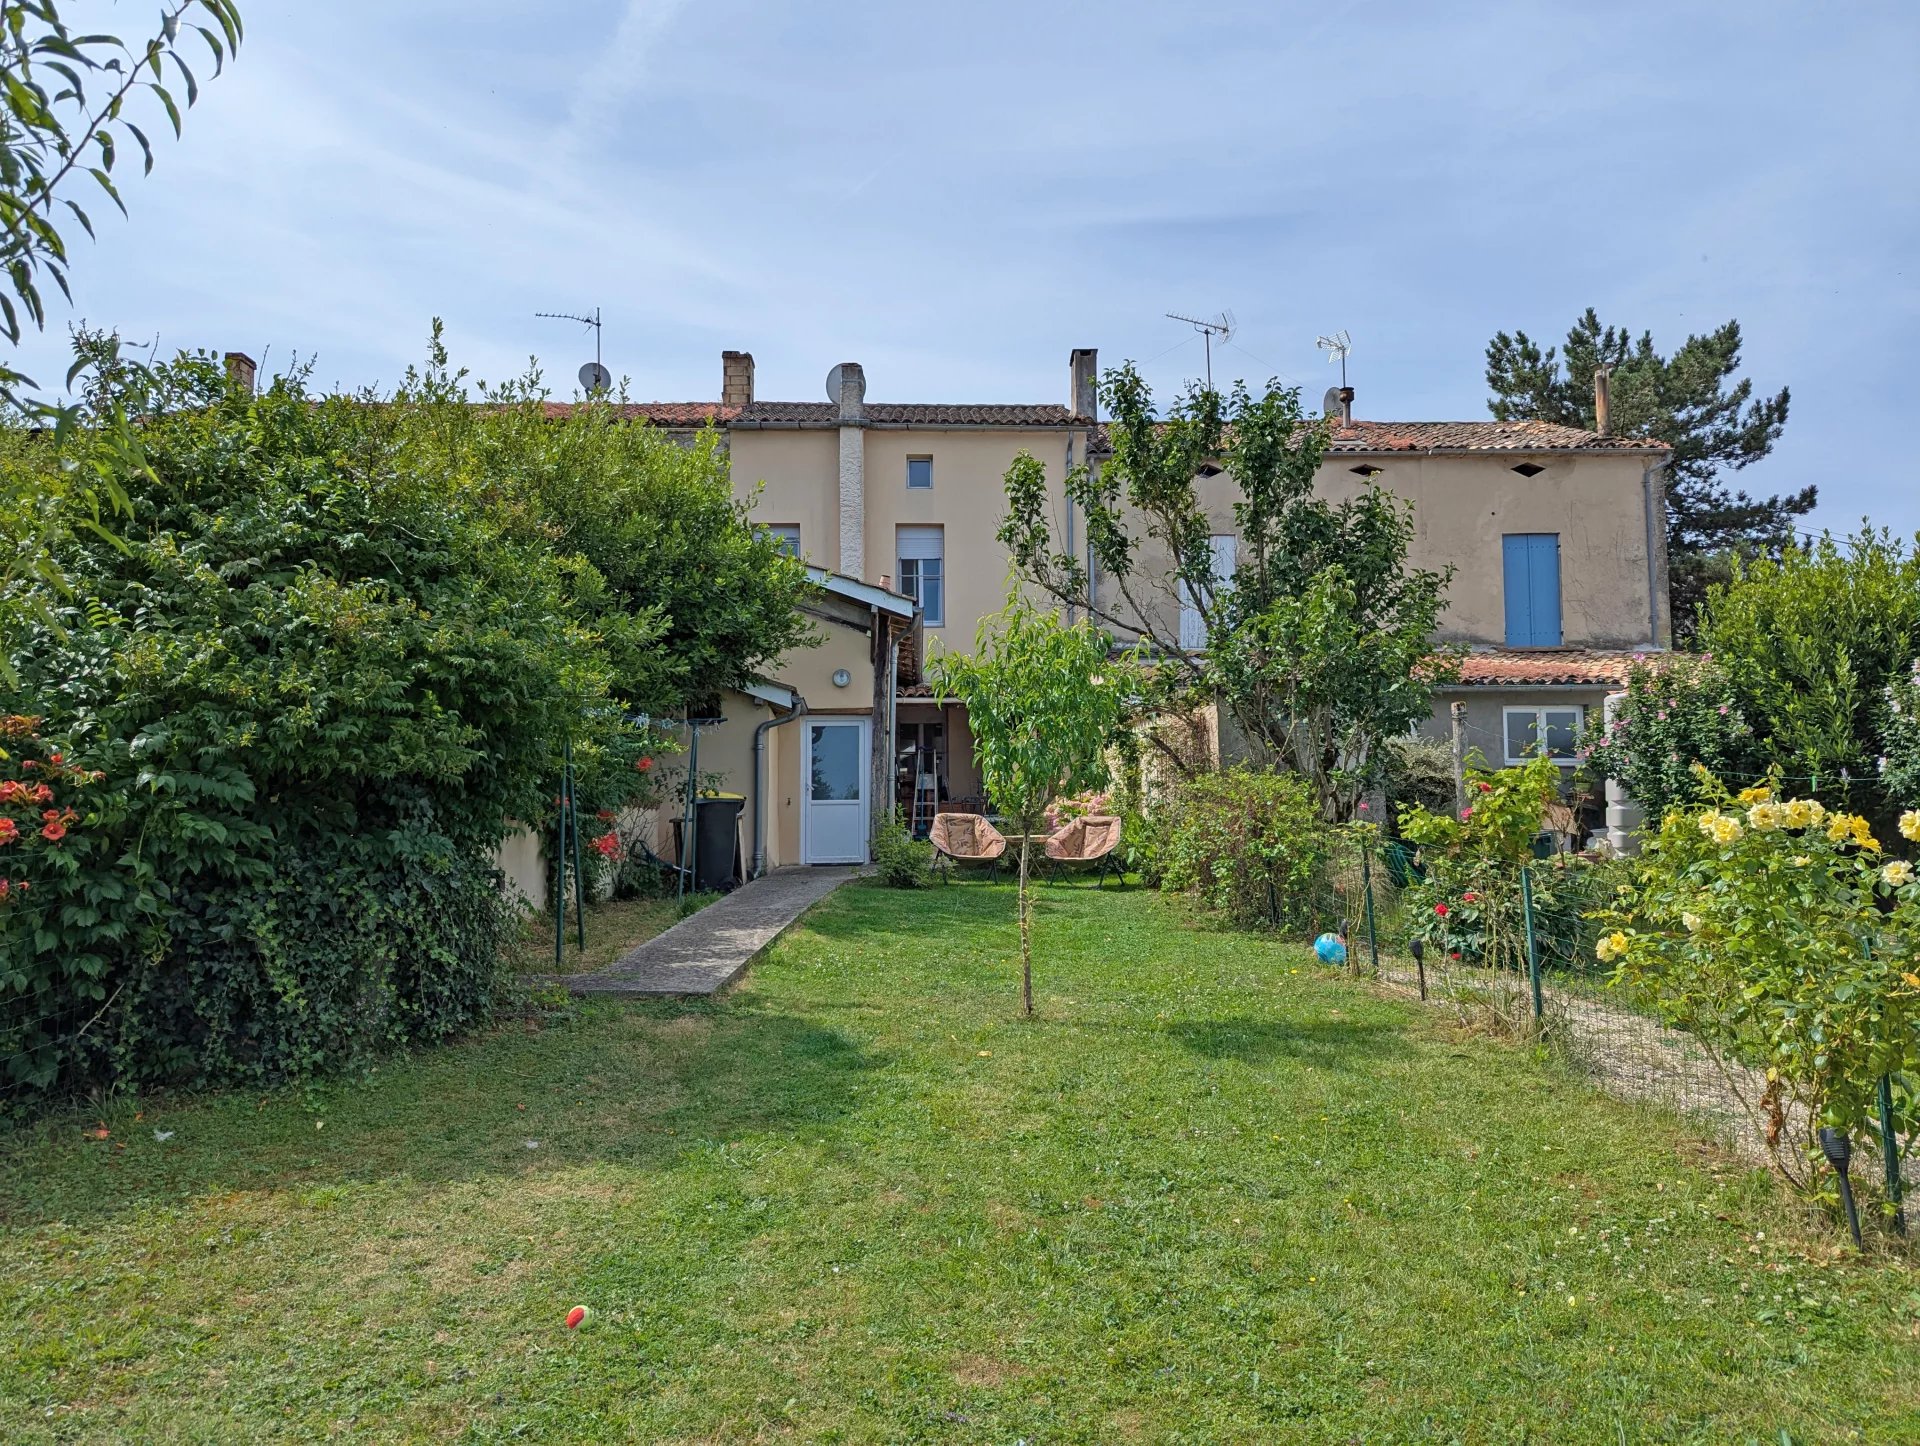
left=1409, top=937, right=1427, bottom=1002
left=1819, top=1126, right=1864, bottom=1249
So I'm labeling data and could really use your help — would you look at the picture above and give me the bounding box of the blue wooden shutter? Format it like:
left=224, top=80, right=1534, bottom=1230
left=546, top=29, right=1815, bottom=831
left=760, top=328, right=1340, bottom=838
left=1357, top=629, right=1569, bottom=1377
left=1503, top=534, right=1562, bottom=646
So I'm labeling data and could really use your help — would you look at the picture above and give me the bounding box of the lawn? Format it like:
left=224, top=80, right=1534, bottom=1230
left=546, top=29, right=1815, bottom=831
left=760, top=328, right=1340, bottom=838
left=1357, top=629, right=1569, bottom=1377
left=525, top=892, right=719, bottom=976
left=2, top=881, right=1916, bottom=1442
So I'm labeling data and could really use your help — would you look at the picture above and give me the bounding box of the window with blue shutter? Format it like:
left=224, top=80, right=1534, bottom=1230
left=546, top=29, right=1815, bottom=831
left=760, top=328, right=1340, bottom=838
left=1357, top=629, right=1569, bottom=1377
left=1502, top=534, right=1562, bottom=647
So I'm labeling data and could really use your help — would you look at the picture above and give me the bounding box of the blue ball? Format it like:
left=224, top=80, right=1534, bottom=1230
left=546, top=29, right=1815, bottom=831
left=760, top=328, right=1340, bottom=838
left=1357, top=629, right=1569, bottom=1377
left=1314, top=932, right=1348, bottom=965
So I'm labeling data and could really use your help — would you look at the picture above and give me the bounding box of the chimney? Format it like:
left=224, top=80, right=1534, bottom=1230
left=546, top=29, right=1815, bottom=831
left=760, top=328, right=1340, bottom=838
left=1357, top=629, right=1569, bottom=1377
left=1069, top=347, right=1097, bottom=420
left=1337, top=385, right=1354, bottom=429
left=721, top=350, right=754, bottom=409
left=224, top=351, right=257, bottom=393
left=833, top=362, right=867, bottom=577
left=1593, top=365, right=1613, bottom=437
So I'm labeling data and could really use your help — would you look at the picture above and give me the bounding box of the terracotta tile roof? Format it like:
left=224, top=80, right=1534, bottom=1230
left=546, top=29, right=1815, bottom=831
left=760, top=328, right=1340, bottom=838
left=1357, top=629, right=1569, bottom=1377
left=540, top=401, right=1088, bottom=428
left=1441, top=649, right=1650, bottom=687
left=1325, top=419, right=1665, bottom=454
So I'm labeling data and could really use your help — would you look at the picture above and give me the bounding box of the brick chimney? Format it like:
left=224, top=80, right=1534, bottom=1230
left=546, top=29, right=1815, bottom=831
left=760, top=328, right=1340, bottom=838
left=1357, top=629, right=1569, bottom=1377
left=722, top=350, right=754, bottom=409
left=224, top=351, right=257, bottom=393
left=1069, top=347, right=1097, bottom=420
left=1593, top=365, right=1613, bottom=437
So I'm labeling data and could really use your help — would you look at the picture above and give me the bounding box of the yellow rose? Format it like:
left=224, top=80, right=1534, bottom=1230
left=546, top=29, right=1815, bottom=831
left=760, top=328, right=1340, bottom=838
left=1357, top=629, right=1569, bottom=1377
left=1697, top=810, right=1723, bottom=838
left=1783, top=799, right=1815, bottom=830
left=1805, top=799, right=1827, bottom=826
left=1901, top=809, right=1920, bottom=843
left=1737, top=785, right=1772, bottom=804
left=1790, top=854, right=1812, bottom=867
left=1852, top=816, right=1880, bottom=852
left=1595, top=931, right=1629, bottom=963
left=1884, top=860, right=1916, bottom=889
left=1826, top=814, right=1855, bottom=844
left=1747, top=802, right=1783, bottom=831
left=1711, top=816, right=1744, bottom=845
left=1681, top=912, right=1703, bottom=932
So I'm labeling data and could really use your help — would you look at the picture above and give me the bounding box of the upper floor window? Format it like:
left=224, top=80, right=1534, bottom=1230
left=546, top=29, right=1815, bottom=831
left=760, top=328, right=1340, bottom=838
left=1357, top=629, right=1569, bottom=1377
left=1502, top=533, right=1562, bottom=647
left=898, top=524, right=944, bottom=626
left=1179, top=534, right=1236, bottom=652
left=766, top=523, right=802, bottom=557
left=1505, top=705, right=1583, bottom=766
left=906, top=456, right=933, bottom=490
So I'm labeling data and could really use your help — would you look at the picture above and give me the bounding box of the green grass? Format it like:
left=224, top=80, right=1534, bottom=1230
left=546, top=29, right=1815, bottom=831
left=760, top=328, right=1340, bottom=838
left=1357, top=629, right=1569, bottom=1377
left=524, top=892, right=718, bottom=975
left=3, top=881, right=1917, bottom=1441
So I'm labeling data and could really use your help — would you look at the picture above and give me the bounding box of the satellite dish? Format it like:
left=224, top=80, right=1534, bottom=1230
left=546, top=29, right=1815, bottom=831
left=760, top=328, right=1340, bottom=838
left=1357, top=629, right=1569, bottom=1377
left=825, top=363, right=864, bottom=405
left=1323, top=387, right=1342, bottom=418
left=825, top=364, right=842, bottom=402
left=579, top=361, right=612, bottom=394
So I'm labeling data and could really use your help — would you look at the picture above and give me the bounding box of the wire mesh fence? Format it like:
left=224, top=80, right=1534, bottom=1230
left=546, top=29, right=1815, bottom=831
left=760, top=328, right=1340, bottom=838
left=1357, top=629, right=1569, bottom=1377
left=1288, top=831, right=1917, bottom=1247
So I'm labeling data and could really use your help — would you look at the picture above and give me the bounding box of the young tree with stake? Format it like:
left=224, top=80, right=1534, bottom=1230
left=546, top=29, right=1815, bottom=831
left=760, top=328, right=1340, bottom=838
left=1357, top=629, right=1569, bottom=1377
left=928, top=597, right=1132, bottom=1017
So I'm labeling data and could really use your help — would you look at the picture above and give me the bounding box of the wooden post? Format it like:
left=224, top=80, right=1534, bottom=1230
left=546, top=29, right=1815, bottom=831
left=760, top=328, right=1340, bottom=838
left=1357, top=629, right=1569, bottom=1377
left=870, top=608, right=889, bottom=857
left=1450, top=700, right=1468, bottom=818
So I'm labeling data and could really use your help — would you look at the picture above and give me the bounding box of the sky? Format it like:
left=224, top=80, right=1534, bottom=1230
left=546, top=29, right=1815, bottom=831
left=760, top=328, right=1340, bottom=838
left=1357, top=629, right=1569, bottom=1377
left=19, top=0, right=1920, bottom=534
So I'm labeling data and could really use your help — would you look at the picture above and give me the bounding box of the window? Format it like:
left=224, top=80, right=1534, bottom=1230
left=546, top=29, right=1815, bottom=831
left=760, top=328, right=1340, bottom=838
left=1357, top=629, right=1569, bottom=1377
left=906, top=456, right=933, bottom=490
left=766, top=523, right=801, bottom=557
left=1502, top=533, right=1563, bottom=647
left=1505, top=705, right=1584, bottom=766
left=897, top=525, right=944, bottom=626
left=1179, top=534, right=1236, bottom=651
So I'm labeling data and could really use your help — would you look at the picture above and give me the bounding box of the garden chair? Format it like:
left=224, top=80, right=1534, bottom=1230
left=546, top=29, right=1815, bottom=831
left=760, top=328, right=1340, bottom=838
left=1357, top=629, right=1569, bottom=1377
left=1043, top=815, right=1125, bottom=887
left=929, top=812, right=1008, bottom=882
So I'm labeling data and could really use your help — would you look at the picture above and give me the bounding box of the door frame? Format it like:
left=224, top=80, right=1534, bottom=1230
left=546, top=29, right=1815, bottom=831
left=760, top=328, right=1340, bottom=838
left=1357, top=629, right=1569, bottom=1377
left=801, top=716, right=872, bottom=865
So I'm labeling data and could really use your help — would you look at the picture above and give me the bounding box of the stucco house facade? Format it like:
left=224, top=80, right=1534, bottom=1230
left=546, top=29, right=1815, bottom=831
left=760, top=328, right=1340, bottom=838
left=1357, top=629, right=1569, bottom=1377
left=605, top=348, right=1670, bottom=867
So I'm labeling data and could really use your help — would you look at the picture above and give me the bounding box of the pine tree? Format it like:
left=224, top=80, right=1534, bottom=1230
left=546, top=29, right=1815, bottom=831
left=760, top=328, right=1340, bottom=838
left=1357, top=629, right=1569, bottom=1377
left=1484, top=309, right=1811, bottom=638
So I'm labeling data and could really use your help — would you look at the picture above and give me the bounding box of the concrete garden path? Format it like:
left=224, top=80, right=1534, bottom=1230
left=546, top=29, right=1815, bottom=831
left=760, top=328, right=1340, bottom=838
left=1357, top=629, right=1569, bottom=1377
left=561, top=866, right=862, bottom=996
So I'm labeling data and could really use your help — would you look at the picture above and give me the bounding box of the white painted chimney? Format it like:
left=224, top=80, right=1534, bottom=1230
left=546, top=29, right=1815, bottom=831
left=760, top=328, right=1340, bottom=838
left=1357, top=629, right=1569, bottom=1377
left=834, top=362, right=867, bottom=578
left=1593, top=365, right=1613, bottom=437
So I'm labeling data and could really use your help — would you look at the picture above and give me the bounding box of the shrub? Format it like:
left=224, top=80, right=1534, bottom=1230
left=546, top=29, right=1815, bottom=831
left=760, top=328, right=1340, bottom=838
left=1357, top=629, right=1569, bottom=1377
left=1596, top=774, right=1920, bottom=1186
left=1398, top=756, right=1562, bottom=974
left=1380, top=735, right=1458, bottom=822
left=1581, top=654, right=1750, bottom=821
left=1161, top=768, right=1332, bottom=929
left=872, top=812, right=931, bottom=889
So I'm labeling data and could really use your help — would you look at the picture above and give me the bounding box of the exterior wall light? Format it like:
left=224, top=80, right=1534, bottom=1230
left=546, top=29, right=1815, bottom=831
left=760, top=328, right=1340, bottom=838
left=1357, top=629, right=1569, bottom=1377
left=832, top=668, right=852, bottom=688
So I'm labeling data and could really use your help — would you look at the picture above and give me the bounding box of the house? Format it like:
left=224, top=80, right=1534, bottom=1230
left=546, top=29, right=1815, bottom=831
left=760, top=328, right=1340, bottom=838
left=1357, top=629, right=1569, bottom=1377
left=607, top=349, right=1671, bottom=866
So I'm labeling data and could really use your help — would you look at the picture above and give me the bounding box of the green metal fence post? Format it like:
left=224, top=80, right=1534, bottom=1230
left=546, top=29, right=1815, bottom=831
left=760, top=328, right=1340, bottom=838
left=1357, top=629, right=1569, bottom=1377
left=566, top=735, right=585, bottom=951
left=1878, top=1074, right=1907, bottom=1236
left=1520, top=862, right=1543, bottom=1021
left=1361, top=841, right=1380, bottom=977
left=552, top=767, right=568, bottom=969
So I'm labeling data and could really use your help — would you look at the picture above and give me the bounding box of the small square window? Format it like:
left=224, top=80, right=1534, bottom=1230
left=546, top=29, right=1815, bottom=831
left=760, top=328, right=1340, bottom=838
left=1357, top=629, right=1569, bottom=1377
left=1504, top=705, right=1584, bottom=765
left=906, top=457, right=933, bottom=490
left=765, top=524, right=801, bottom=557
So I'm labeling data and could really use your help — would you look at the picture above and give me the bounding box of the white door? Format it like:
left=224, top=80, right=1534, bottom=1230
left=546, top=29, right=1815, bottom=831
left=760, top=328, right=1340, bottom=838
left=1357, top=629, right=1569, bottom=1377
left=804, top=719, right=870, bottom=864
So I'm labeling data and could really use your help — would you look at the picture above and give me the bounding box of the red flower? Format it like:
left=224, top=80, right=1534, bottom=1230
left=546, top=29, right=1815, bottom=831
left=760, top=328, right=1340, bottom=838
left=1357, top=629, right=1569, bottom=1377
left=40, top=820, right=66, bottom=843
left=0, top=781, right=23, bottom=804
left=1462, top=891, right=1478, bottom=904
left=1450, top=950, right=1462, bottom=960
left=0, top=818, right=15, bottom=846
left=1460, top=807, right=1473, bottom=821
left=591, top=831, right=620, bottom=858
left=595, top=809, right=616, bottom=822
left=29, top=783, right=51, bottom=803
left=1434, top=903, right=1449, bottom=917
left=635, top=757, right=654, bottom=773
left=1478, top=781, right=1493, bottom=793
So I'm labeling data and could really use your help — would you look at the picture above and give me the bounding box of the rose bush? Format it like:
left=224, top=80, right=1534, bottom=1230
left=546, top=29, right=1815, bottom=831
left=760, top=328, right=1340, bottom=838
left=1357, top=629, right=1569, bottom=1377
left=1596, top=771, right=1920, bottom=1186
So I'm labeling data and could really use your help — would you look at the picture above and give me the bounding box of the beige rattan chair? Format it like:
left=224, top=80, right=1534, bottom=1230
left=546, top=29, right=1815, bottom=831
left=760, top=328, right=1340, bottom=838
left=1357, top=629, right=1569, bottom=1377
left=929, top=812, right=1009, bottom=883
left=1043, top=815, right=1124, bottom=887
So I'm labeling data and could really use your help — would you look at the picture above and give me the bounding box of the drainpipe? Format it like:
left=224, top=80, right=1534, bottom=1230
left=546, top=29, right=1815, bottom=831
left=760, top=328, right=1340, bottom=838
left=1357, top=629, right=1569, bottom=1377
left=1642, top=455, right=1672, bottom=647
left=1063, top=431, right=1076, bottom=624
left=751, top=690, right=808, bottom=878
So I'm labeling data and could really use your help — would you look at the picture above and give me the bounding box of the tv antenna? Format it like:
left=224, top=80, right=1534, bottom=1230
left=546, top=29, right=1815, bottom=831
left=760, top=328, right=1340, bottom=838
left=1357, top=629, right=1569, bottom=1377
left=536, top=306, right=611, bottom=394
left=1316, top=330, right=1352, bottom=387
left=1165, top=310, right=1234, bottom=388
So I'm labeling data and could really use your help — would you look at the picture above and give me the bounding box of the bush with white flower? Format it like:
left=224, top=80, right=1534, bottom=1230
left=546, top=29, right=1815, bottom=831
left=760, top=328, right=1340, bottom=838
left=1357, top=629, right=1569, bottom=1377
left=1882, top=656, right=1920, bottom=803
left=1596, top=769, right=1920, bottom=1188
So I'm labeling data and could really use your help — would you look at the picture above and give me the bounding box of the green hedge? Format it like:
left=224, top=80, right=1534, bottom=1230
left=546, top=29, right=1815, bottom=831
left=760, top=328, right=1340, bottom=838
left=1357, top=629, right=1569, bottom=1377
left=1160, top=768, right=1332, bottom=929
